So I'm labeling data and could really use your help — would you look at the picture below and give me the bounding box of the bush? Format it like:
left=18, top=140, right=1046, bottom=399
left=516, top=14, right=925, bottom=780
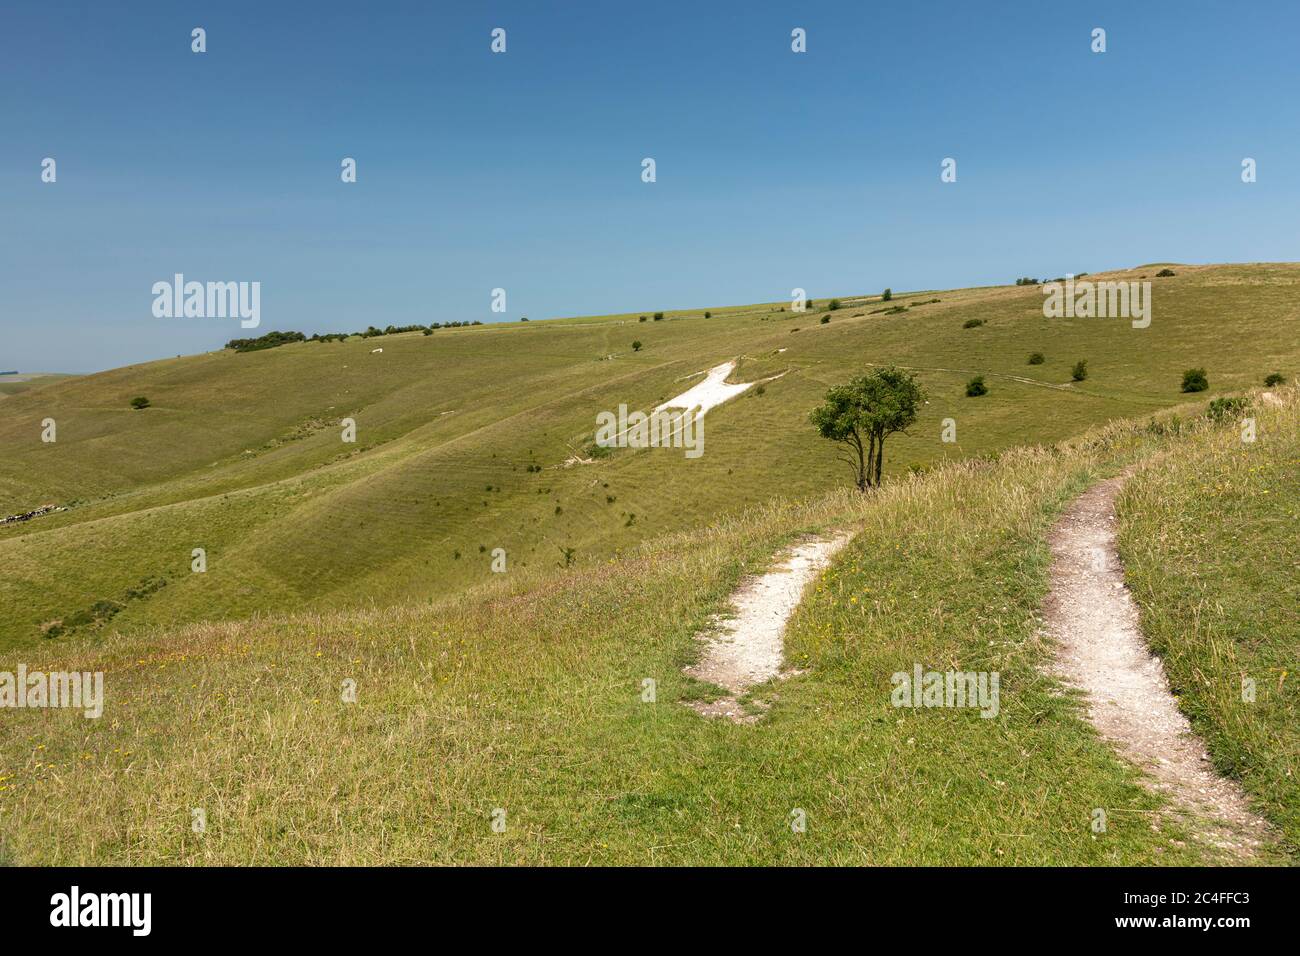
left=631, top=340, right=642, bottom=352
left=881, top=288, right=892, bottom=302
left=639, top=315, right=647, bottom=322
left=1181, top=367, right=1209, bottom=392
left=829, top=299, right=842, bottom=310
left=1015, top=277, right=1040, bottom=286
left=1207, top=396, right=1248, bottom=422
left=1156, top=268, right=1176, bottom=277
left=225, top=330, right=307, bottom=352
left=963, top=318, right=984, bottom=329
left=704, top=311, right=711, bottom=318
left=965, top=375, right=988, bottom=397
left=820, top=315, right=830, bottom=324
left=130, top=396, right=151, bottom=410
left=1071, top=360, right=1089, bottom=382
left=1027, top=352, right=1045, bottom=365
left=653, top=312, right=664, bottom=321
left=1264, top=372, right=1286, bottom=387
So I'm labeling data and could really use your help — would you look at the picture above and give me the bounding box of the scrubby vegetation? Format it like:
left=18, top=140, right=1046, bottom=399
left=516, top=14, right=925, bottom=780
left=1028, top=352, right=1045, bottom=365
left=225, top=322, right=487, bottom=353
left=966, top=375, right=988, bottom=397
left=963, top=318, right=984, bottom=329
left=1206, top=396, right=1248, bottom=422
left=1071, top=360, right=1089, bottom=382
left=225, top=330, right=308, bottom=352
left=1181, top=367, right=1209, bottom=393
left=129, top=396, right=150, bottom=410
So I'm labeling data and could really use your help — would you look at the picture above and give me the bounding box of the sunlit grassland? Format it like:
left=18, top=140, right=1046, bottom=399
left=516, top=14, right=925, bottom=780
left=1118, top=387, right=1300, bottom=856
left=2, top=411, right=1284, bottom=865
left=0, top=263, right=1296, bottom=650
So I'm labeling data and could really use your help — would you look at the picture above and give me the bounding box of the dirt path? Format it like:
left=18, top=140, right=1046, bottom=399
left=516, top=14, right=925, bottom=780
left=685, top=533, right=850, bottom=722
left=1044, top=476, right=1272, bottom=857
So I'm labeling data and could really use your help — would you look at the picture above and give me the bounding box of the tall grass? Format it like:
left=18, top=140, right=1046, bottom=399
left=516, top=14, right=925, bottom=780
left=1118, top=387, right=1299, bottom=857
left=1, top=411, right=1267, bottom=865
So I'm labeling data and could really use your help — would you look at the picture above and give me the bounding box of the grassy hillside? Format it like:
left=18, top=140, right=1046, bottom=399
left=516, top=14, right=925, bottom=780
left=0, top=262, right=1296, bottom=649
left=0, top=373, right=73, bottom=400
left=1118, top=387, right=1299, bottom=853
left=5, top=407, right=1285, bottom=865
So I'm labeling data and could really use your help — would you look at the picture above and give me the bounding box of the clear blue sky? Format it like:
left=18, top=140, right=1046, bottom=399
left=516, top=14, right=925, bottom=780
left=3, top=0, right=1296, bottom=373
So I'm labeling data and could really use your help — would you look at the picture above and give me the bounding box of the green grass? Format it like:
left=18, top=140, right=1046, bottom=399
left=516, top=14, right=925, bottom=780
left=1, top=262, right=1297, bottom=649
left=0, top=264, right=1295, bottom=865
left=1, top=411, right=1280, bottom=864
left=1118, top=387, right=1300, bottom=856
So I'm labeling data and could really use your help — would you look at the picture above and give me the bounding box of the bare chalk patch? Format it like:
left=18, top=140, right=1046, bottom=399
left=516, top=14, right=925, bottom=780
left=654, top=360, right=754, bottom=416
left=1043, top=476, right=1273, bottom=857
left=685, top=533, right=850, bottom=723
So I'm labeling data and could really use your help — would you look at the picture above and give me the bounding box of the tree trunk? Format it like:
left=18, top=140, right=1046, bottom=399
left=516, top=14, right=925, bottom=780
left=875, top=436, right=885, bottom=486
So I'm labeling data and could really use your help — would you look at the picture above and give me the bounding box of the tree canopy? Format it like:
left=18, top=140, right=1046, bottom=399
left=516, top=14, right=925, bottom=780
left=810, top=367, right=924, bottom=490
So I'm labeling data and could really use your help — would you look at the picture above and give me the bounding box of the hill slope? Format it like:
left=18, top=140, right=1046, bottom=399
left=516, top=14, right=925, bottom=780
left=1, top=262, right=1296, bottom=648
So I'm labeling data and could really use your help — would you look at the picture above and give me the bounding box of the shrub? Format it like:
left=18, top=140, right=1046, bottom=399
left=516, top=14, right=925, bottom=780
left=639, top=316, right=647, bottom=322
left=225, top=330, right=307, bottom=352
left=130, top=396, right=151, bottom=410
left=963, top=318, right=984, bottom=329
left=881, top=288, right=892, bottom=302
left=820, top=315, right=830, bottom=324
left=965, top=375, right=988, bottom=397
left=1264, top=372, right=1285, bottom=386
left=1071, top=360, right=1089, bottom=382
left=1181, top=367, right=1209, bottom=392
left=520, top=317, right=529, bottom=322
left=1156, top=268, right=1176, bottom=277
left=632, top=340, right=642, bottom=352
left=704, top=311, right=711, bottom=318
left=653, top=312, right=664, bottom=321
left=829, top=299, right=842, bottom=310
left=1207, top=396, right=1248, bottom=422
left=1027, top=352, right=1045, bottom=365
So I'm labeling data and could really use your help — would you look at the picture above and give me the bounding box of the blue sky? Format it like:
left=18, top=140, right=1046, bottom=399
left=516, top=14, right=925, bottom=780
left=3, top=0, right=1296, bottom=373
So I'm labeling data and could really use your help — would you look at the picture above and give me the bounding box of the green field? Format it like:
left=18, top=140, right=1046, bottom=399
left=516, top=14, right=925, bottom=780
left=1, top=262, right=1296, bottom=649
left=0, top=263, right=1296, bottom=865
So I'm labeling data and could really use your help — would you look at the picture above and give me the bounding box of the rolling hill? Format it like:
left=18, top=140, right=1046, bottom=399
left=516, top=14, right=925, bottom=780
left=1, top=262, right=1296, bottom=650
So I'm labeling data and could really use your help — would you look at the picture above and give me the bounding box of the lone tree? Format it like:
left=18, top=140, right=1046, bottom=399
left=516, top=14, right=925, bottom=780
left=810, top=367, right=924, bottom=490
